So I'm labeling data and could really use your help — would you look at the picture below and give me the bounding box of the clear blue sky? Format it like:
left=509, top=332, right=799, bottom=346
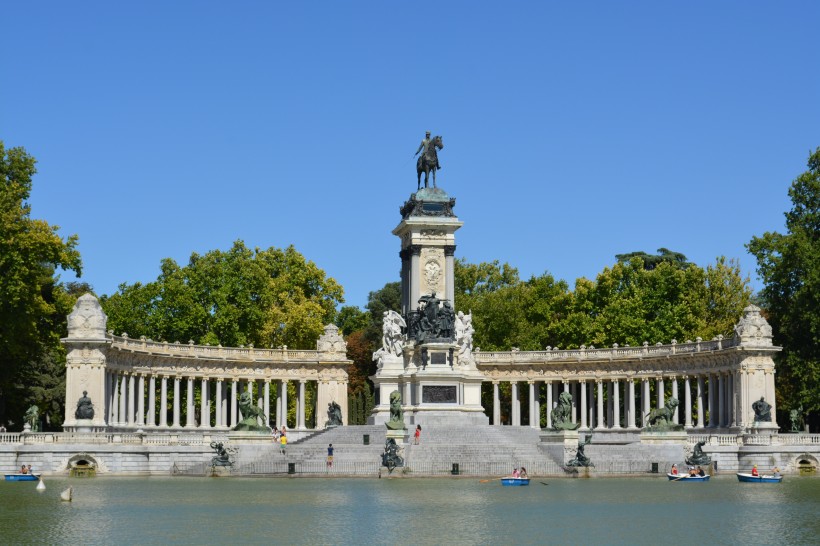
left=3, top=2, right=818, bottom=308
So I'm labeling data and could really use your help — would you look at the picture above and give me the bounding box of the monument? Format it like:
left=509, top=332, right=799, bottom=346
left=370, top=133, right=488, bottom=427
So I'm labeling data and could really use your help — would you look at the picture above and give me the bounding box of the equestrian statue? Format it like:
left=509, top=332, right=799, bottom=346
left=415, top=131, right=444, bottom=190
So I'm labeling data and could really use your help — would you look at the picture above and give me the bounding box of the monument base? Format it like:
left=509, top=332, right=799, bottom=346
left=228, top=431, right=274, bottom=444
left=639, top=430, right=688, bottom=445
left=540, top=429, right=580, bottom=466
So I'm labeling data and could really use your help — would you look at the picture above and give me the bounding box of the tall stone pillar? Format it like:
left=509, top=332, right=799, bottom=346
left=545, top=381, right=553, bottom=429
left=707, top=374, right=716, bottom=428
left=596, top=381, right=605, bottom=429
left=264, top=380, right=271, bottom=426
left=588, top=381, right=596, bottom=429
left=231, top=379, right=238, bottom=427
left=298, top=380, right=306, bottom=429
left=697, top=375, right=705, bottom=428
left=127, top=374, right=136, bottom=426
left=160, top=376, right=168, bottom=427
left=671, top=377, right=679, bottom=423
left=657, top=377, right=665, bottom=409
left=728, top=373, right=735, bottom=427
left=580, top=381, right=588, bottom=430
left=280, top=380, right=289, bottom=429
left=606, top=381, right=612, bottom=428
left=107, top=372, right=115, bottom=425
left=112, top=373, right=120, bottom=425
left=528, top=381, right=536, bottom=428
left=533, top=382, right=541, bottom=429
left=511, top=382, right=520, bottom=426
left=627, top=379, right=636, bottom=429
left=276, top=380, right=284, bottom=428
left=642, top=379, right=650, bottom=427
left=684, top=376, right=692, bottom=429
left=119, top=374, right=128, bottom=426
left=147, top=375, right=156, bottom=427
left=173, top=376, right=181, bottom=428
left=718, top=373, right=725, bottom=428
left=214, top=380, right=222, bottom=428
left=185, top=377, right=195, bottom=428
left=612, top=380, right=621, bottom=429
left=137, top=375, right=145, bottom=426
left=200, top=378, right=209, bottom=428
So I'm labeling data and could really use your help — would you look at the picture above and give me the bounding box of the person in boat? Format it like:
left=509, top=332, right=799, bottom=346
left=512, top=468, right=520, bottom=478
left=20, top=464, right=28, bottom=474
left=751, top=465, right=759, bottom=477
left=697, top=467, right=705, bottom=476
left=519, top=467, right=528, bottom=479
left=772, top=467, right=781, bottom=477
left=671, top=464, right=678, bottom=475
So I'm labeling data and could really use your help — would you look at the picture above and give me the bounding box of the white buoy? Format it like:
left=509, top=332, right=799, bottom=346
left=60, top=487, right=73, bottom=502
left=36, top=478, right=46, bottom=491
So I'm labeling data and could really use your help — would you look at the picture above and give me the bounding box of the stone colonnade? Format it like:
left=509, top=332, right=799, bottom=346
left=487, top=372, right=745, bottom=430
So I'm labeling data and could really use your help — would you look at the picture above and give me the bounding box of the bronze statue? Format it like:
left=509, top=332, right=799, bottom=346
left=551, top=391, right=580, bottom=431
left=24, top=405, right=40, bottom=432
left=326, top=401, right=343, bottom=427
left=415, top=132, right=443, bottom=190
left=644, top=398, right=683, bottom=431
left=232, top=391, right=271, bottom=432
left=566, top=434, right=594, bottom=467
left=386, top=390, right=406, bottom=430
left=752, top=397, right=772, bottom=422
left=685, top=440, right=711, bottom=466
left=382, top=438, right=404, bottom=470
left=789, top=406, right=804, bottom=433
left=210, top=441, right=234, bottom=467
left=74, top=391, right=95, bottom=420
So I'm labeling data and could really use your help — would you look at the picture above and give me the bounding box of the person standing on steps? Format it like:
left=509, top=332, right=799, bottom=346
left=280, top=433, right=287, bottom=455
left=414, top=425, right=422, bottom=445
left=327, top=444, right=334, bottom=470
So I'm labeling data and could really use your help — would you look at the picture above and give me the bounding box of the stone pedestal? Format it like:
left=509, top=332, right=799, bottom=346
left=227, top=431, right=275, bottom=445
left=386, top=429, right=409, bottom=443
left=639, top=430, right=688, bottom=445
left=748, top=422, right=779, bottom=435
left=540, top=429, right=580, bottom=466
left=68, top=419, right=95, bottom=433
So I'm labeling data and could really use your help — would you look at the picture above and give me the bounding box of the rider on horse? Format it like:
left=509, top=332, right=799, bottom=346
left=415, top=131, right=441, bottom=171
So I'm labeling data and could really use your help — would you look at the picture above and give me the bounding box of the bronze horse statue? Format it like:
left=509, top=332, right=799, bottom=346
left=417, top=135, right=443, bottom=190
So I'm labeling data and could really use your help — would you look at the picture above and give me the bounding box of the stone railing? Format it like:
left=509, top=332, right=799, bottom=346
left=0, top=432, right=230, bottom=446
left=111, top=334, right=346, bottom=362
left=476, top=337, right=732, bottom=364
left=687, top=432, right=820, bottom=447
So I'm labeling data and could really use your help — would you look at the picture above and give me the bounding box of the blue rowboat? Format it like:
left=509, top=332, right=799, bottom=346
left=5, top=473, right=41, bottom=482
left=667, top=473, right=710, bottom=481
left=736, top=472, right=783, bottom=483
left=501, top=477, right=530, bottom=486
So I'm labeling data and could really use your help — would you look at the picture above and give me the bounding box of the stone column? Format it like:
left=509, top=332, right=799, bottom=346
left=528, top=381, right=536, bottom=428
left=606, top=381, right=612, bottom=428
left=231, top=379, right=238, bottom=427
left=215, top=379, right=223, bottom=428
left=627, top=379, right=636, bottom=429
left=697, top=375, right=705, bottom=428
left=298, top=380, right=306, bottom=429
left=588, top=381, right=596, bottom=429
left=596, top=380, right=605, bottom=429
left=570, top=382, right=577, bottom=424
left=127, top=374, right=136, bottom=426
left=119, top=374, right=127, bottom=426
left=707, top=374, right=716, bottom=428
left=718, top=373, right=726, bottom=428
left=409, top=246, right=421, bottom=311
left=657, top=377, right=665, bottom=409
left=580, top=380, right=588, bottom=430
left=200, top=378, right=209, bottom=428
left=545, top=381, right=553, bottom=429
left=511, top=382, right=520, bottom=426
left=728, top=373, right=735, bottom=427
left=684, top=376, right=692, bottom=429
left=111, top=373, right=119, bottom=425
left=107, top=372, right=115, bottom=426
left=671, top=377, right=679, bottom=424
left=185, top=377, right=195, bottom=428
left=533, top=382, right=541, bottom=429
left=147, top=375, right=156, bottom=427
left=281, top=379, right=289, bottom=429
left=642, top=379, right=650, bottom=427
left=137, top=375, right=145, bottom=426
left=493, top=381, right=501, bottom=426
left=612, top=379, right=621, bottom=429
left=264, top=380, right=271, bottom=426
left=160, top=376, right=168, bottom=427
left=173, top=376, right=181, bottom=428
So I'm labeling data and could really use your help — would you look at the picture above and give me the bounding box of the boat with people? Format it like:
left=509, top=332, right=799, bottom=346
left=501, top=477, right=530, bottom=486
left=736, top=472, right=783, bottom=483
left=667, top=473, right=710, bottom=482
left=4, top=473, right=41, bottom=482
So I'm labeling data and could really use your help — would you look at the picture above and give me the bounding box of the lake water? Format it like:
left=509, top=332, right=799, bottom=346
left=2, top=476, right=819, bottom=545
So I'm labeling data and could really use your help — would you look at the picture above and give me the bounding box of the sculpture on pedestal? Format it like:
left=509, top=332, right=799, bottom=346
left=789, top=406, right=804, bottom=433
left=210, top=442, right=234, bottom=467
left=643, top=398, right=683, bottom=431
left=407, top=293, right=456, bottom=343
left=326, top=401, right=343, bottom=427
left=455, top=311, right=474, bottom=363
left=382, top=438, right=404, bottom=470
left=24, top=405, right=40, bottom=432
left=385, top=390, right=406, bottom=430
left=550, top=391, right=580, bottom=431
left=415, top=131, right=444, bottom=190
left=373, top=311, right=405, bottom=369
left=233, top=392, right=270, bottom=432
left=752, top=397, right=772, bottom=422
left=566, top=434, right=594, bottom=467
left=685, top=441, right=712, bottom=466
left=74, top=391, right=95, bottom=420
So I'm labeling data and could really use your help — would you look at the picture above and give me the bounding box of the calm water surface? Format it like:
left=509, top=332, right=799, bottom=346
left=1, top=475, right=819, bottom=545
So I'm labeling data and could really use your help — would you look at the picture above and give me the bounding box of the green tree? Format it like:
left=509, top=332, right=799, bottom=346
left=615, top=248, right=693, bottom=270
left=0, top=142, right=83, bottom=428
left=101, top=241, right=344, bottom=349
left=748, top=148, right=820, bottom=418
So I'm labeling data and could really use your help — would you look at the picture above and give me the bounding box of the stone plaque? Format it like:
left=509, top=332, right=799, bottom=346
left=431, top=352, right=447, bottom=365
left=423, top=385, right=457, bottom=404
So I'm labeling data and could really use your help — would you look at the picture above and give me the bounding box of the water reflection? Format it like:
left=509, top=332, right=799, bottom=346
left=1, top=476, right=819, bottom=545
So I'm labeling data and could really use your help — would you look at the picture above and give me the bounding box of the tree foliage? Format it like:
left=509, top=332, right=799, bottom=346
left=748, top=148, right=820, bottom=414
left=0, top=142, right=83, bottom=428
left=615, top=248, right=693, bottom=270
left=101, top=241, right=344, bottom=349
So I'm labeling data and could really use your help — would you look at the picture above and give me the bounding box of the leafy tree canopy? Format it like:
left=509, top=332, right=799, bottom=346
left=101, top=241, right=344, bottom=350
left=748, top=148, right=820, bottom=413
left=615, top=248, right=693, bottom=270
left=0, top=142, right=83, bottom=428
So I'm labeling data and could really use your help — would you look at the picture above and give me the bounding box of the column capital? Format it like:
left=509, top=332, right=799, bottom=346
left=444, top=245, right=456, bottom=257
